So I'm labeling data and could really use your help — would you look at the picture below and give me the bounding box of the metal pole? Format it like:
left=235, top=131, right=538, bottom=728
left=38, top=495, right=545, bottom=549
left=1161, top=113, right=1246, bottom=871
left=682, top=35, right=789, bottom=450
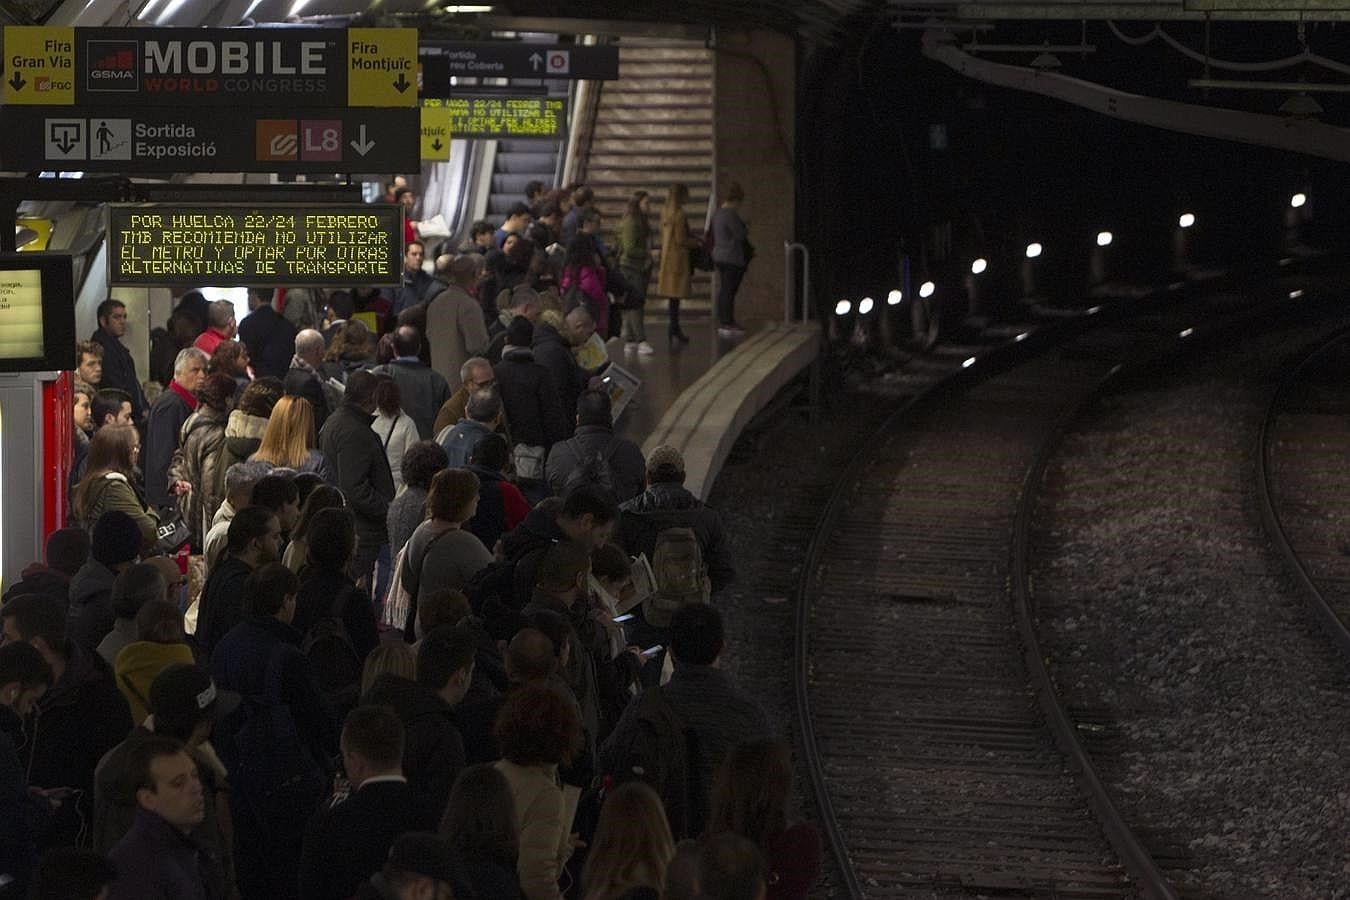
left=783, top=242, right=811, bottom=323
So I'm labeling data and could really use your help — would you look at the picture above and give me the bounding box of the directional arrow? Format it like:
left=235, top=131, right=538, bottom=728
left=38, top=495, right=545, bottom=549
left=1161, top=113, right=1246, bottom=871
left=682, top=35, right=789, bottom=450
left=392, top=72, right=410, bottom=94
left=529, top=52, right=543, bottom=72
left=431, top=138, right=443, bottom=151
left=8, top=71, right=26, bottom=92
left=54, top=132, right=79, bottom=154
left=350, top=124, right=376, bottom=157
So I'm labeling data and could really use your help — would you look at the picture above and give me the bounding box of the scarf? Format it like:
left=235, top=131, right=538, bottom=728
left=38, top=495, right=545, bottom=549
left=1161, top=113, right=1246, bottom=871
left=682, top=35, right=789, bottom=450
left=169, top=380, right=199, bottom=412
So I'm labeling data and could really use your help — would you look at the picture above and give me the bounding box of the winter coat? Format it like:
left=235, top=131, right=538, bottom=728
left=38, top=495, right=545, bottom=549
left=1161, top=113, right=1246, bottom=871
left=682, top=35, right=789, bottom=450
left=433, top=381, right=511, bottom=442
left=465, top=465, right=530, bottom=555
left=656, top=207, right=694, bottom=299
left=375, top=359, right=451, bottom=440
left=197, top=556, right=254, bottom=658
left=560, top=265, right=609, bottom=334
left=711, top=204, right=750, bottom=268
left=532, top=323, right=588, bottom=427
left=1, top=564, right=72, bottom=615
left=300, top=778, right=434, bottom=900
left=544, top=425, right=647, bottom=503
left=67, top=557, right=119, bottom=653
left=108, top=808, right=216, bottom=900
left=251, top=448, right=337, bottom=485
left=372, top=410, right=420, bottom=494
left=145, top=385, right=194, bottom=510
left=284, top=365, right=331, bottom=430
left=436, top=418, right=494, bottom=469
left=616, top=214, right=653, bottom=272
left=237, top=302, right=297, bottom=379
left=92, top=327, right=147, bottom=421
left=318, top=403, right=396, bottom=548
left=498, top=506, right=569, bottom=609
left=74, top=472, right=160, bottom=552
left=494, top=347, right=570, bottom=450
left=168, top=405, right=228, bottom=547
left=618, top=483, right=736, bottom=593
left=20, top=642, right=132, bottom=846
left=494, top=759, right=571, bottom=900
left=362, top=674, right=465, bottom=824
left=0, top=708, right=41, bottom=899
left=293, top=567, right=380, bottom=667
left=114, top=640, right=196, bottom=725
left=212, top=411, right=269, bottom=507
left=426, top=284, right=491, bottom=392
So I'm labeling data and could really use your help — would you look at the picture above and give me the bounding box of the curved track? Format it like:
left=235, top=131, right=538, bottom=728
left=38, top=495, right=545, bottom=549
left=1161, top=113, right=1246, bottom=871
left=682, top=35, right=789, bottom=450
left=795, top=269, right=1344, bottom=898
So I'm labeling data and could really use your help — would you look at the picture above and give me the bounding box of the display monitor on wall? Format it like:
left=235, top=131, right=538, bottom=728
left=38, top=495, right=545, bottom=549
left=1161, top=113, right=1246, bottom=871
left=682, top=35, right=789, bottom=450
left=0, top=254, right=75, bottom=373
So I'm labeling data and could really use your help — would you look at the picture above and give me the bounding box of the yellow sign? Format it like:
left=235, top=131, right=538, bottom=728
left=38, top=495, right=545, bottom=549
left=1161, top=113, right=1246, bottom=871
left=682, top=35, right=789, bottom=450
left=15, top=218, right=53, bottom=252
left=420, top=105, right=451, bottom=160
left=3, top=26, right=75, bottom=105
left=347, top=28, right=417, bottom=108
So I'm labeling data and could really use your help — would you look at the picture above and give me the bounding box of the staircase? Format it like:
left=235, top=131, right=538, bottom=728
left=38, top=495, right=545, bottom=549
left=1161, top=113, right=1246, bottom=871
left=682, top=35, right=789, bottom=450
left=583, top=38, right=715, bottom=311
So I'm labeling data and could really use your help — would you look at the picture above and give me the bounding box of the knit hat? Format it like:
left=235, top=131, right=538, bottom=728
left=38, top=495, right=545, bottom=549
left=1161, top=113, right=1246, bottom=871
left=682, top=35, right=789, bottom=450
left=46, top=527, right=91, bottom=576
left=91, top=511, right=142, bottom=567
left=646, top=445, right=686, bottom=478
left=386, top=833, right=459, bottom=883
left=506, top=315, right=534, bottom=349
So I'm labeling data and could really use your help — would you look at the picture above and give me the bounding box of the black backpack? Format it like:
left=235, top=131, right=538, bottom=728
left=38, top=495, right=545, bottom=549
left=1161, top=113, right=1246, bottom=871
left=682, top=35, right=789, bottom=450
left=561, top=436, right=619, bottom=496
left=603, top=685, right=699, bottom=840
left=300, top=588, right=362, bottom=710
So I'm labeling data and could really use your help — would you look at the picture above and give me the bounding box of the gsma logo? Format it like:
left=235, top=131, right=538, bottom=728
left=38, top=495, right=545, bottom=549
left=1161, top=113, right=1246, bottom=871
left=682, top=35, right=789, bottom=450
left=255, top=120, right=298, bottom=162
left=87, top=40, right=139, bottom=93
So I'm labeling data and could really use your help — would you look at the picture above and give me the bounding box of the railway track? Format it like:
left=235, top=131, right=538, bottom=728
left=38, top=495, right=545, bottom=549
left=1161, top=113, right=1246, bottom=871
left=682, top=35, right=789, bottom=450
left=794, top=269, right=1346, bottom=898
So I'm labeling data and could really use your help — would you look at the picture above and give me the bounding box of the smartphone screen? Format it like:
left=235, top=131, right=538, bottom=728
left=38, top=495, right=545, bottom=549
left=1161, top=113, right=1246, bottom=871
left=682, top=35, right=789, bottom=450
left=613, top=613, right=635, bottom=623
left=641, top=644, right=663, bottom=657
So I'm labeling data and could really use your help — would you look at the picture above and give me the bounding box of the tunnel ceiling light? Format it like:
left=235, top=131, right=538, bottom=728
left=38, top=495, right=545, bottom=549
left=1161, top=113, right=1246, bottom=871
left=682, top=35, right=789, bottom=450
left=858, top=296, right=875, bottom=314
left=1289, top=289, right=1305, bottom=298
left=887, top=289, right=903, bottom=306
left=1291, top=192, right=1308, bottom=208
left=919, top=281, right=936, bottom=298
left=1178, top=212, right=1196, bottom=229
left=971, top=257, right=988, bottom=275
left=834, top=299, right=852, bottom=316
left=1096, top=231, right=1113, bottom=247
left=1025, top=242, right=1043, bottom=259
left=962, top=357, right=977, bottom=368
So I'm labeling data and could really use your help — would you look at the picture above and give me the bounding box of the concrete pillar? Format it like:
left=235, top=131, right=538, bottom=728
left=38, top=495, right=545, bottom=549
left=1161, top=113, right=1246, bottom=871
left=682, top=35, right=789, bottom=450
left=712, top=31, right=796, bottom=325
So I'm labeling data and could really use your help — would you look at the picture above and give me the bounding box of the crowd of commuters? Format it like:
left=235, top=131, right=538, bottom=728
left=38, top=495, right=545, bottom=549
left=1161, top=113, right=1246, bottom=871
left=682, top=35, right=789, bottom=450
left=15, top=176, right=794, bottom=900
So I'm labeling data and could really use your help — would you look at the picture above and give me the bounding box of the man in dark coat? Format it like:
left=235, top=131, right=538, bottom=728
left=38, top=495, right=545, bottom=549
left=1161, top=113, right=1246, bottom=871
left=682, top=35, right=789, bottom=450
left=0, top=593, right=132, bottom=850
left=67, top=511, right=143, bottom=653
left=361, top=625, right=474, bottom=825
left=1, top=528, right=89, bottom=612
left=91, top=299, right=148, bottom=424
left=493, top=316, right=570, bottom=460
left=317, top=370, right=395, bottom=587
left=380, top=241, right=441, bottom=322
left=237, top=288, right=298, bottom=379
left=300, top=705, right=434, bottom=900
left=531, top=312, right=589, bottom=426
left=379, top=325, right=450, bottom=439
left=144, top=347, right=207, bottom=511
left=197, top=507, right=282, bottom=658
left=492, top=484, right=620, bottom=610
left=284, top=329, right=332, bottom=429
left=0, top=641, right=53, bottom=899
left=107, top=735, right=218, bottom=900
left=544, top=388, right=646, bottom=502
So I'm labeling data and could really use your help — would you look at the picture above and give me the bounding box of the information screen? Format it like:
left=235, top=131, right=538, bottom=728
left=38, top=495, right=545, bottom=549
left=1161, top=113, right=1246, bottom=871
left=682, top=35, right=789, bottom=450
left=0, top=255, right=74, bottom=373
left=427, top=96, right=567, bottom=139
left=106, top=203, right=403, bottom=287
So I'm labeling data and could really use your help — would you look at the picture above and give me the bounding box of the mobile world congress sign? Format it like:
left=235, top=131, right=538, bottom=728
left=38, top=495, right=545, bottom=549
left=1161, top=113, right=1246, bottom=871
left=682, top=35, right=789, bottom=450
left=2, top=26, right=417, bottom=107
left=106, top=204, right=403, bottom=287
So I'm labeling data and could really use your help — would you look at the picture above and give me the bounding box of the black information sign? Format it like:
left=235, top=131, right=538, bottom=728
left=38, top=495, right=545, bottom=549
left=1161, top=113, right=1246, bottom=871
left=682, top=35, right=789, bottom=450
left=425, top=96, right=567, bottom=140
left=419, top=43, right=619, bottom=89
left=106, top=204, right=402, bottom=287
left=0, top=106, right=419, bottom=173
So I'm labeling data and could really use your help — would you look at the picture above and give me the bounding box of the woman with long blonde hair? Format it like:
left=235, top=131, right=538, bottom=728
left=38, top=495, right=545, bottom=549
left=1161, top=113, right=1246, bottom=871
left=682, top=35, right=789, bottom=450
left=249, top=394, right=335, bottom=482
left=582, top=781, right=674, bottom=900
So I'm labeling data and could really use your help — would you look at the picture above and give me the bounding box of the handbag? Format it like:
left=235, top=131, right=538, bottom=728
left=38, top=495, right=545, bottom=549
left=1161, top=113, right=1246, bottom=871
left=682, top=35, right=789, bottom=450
left=154, top=514, right=192, bottom=556
left=689, top=244, right=714, bottom=273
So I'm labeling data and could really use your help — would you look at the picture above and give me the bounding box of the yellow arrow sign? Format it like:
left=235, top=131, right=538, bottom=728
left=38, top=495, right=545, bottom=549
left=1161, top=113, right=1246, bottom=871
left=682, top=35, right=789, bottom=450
left=420, top=104, right=452, bottom=160
left=347, top=28, right=417, bottom=107
left=3, top=26, right=75, bottom=105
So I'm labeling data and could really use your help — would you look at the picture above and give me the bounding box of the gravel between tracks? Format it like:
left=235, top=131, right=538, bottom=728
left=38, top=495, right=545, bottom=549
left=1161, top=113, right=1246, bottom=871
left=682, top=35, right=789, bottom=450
left=706, top=383, right=903, bottom=900
left=1030, top=322, right=1350, bottom=899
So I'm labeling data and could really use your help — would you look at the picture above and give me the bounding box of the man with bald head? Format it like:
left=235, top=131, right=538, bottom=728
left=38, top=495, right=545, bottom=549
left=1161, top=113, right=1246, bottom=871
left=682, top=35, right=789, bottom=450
left=284, top=328, right=331, bottom=428
left=426, top=254, right=490, bottom=392
left=377, top=325, right=450, bottom=439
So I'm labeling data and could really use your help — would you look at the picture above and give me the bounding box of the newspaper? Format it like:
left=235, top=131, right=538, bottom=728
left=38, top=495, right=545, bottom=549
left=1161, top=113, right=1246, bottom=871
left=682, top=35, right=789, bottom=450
left=616, top=553, right=656, bottom=616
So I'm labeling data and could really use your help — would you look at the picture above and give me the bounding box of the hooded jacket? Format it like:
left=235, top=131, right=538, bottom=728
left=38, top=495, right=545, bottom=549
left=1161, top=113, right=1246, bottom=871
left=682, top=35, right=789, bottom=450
left=618, top=483, right=736, bottom=594
left=494, top=347, right=569, bottom=450
left=362, top=673, right=465, bottom=823
left=543, top=425, right=647, bottom=503
left=67, top=558, right=120, bottom=653
left=113, top=640, right=197, bottom=725
left=212, top=410, right=269, bottom=506
left=2, top=564, right=73, bottom=614
left=531, top=322, right=587, bottom=425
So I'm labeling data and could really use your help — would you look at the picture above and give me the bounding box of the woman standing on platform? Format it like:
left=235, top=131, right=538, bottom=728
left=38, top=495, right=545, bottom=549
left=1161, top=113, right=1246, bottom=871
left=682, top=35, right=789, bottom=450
left=72, top=424, right=159, bottom=551
left=168, top=372, right=234, bottom=550
left=657, top=183, right=698, bottom=346
left=249, top=394, right=336, bottom=483
left=616, top=191, right=655, bottom=355
left=710, top=181, right=751, bottom=336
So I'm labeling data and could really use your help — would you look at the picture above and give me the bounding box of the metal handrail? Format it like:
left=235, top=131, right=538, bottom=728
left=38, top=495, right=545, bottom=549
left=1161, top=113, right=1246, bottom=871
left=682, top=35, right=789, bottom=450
left=783, top=241, right=811, bottom=323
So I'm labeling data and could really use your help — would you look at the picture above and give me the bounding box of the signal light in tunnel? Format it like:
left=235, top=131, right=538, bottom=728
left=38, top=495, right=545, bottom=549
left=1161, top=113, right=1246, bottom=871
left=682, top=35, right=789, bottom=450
left=1291, top=193, right=1307, bottom=208
left=970, top=258, right=987, bottom=275
left=887, top=289, right=903, bottom=306
left=834, top=299, right=852, bottom=316
left=919, top=281, right=935, bottom=299
left=1178, top=213, right=1195, bottom=229
left=1096, top=231, right=1113, bottom=247
left=858, top=297, right=875, bottom=314
left=1025, top=243, right=1042, bottom=259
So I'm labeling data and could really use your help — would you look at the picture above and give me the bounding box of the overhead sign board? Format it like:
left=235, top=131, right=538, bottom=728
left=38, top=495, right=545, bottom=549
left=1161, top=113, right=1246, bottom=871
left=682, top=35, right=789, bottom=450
left=0, top=254, right=75, bottom=372
left=106, top=204, right=402, bottom=287
left=0, top=106, right=419, bottom=173
left=424, top=96, right=566, bottom=140
left=2, top=26, right=417, bottom=107
left=420, top=105, right=452, bottom=160
left=419, top=42, right=619, bottom=90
